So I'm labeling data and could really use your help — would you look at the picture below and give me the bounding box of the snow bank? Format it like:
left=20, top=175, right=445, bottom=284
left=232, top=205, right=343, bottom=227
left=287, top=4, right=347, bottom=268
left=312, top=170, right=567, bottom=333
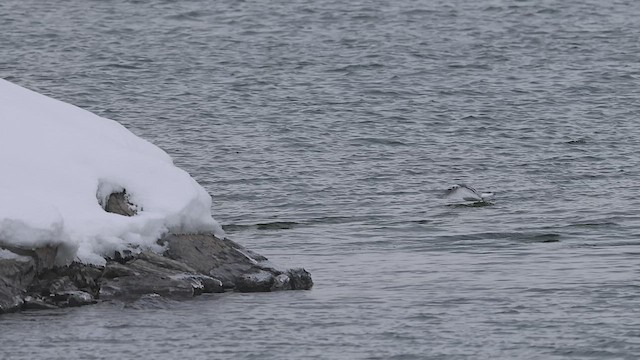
left=0, top=79, right=223, bottom=265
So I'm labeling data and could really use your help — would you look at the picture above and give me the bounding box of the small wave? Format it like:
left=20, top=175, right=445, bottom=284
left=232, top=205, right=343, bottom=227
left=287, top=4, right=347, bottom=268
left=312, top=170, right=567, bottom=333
left=411, top=219, right=432, bottom=224
left=524, top=287, right=568, bottom=294
left=434, top=232, right=560, bottom=243
left=566, top=221, right=618, bottom=228
left=363, top=89, right=417, bottom=97
left=483, top=6, right=503, bottom=12
left=103, top=63, right=140, bottom=70
left=307, top=216, right=363, bottom=225
left=447, top=62, right=491, bottom=70
left=400, top=8, right=435, bottom=15
left=165, top=10, right=209, bottom=20
left=222, top=221, right=300, bottom=232
left=256, top=221, right=299, bottom=230
left=221, top=224, right=255, bottom=232
left=446, top=201, right=494, bottom=208
left=351, top=137, right=408, bottom=146
left=327, top=63, right=384, bottom=73
left=529, top=233, right=561, bottom=243
left=537, top=8, right=559, bottom=14
left=223, top=215, right=380, bottom=233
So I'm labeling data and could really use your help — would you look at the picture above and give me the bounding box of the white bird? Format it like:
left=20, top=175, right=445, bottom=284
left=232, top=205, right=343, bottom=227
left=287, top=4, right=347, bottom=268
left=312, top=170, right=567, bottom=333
left=445, top=184, right=494, bottom=203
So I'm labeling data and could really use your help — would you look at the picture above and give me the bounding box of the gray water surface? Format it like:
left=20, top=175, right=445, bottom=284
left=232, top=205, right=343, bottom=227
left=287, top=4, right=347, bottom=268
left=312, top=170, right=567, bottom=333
left=3, top=0, right=640, bottom=359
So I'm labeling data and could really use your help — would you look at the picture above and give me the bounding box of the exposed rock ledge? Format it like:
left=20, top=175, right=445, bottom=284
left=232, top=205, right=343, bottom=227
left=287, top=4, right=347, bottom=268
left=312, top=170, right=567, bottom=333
left=0, top=192, right=312, bottom=314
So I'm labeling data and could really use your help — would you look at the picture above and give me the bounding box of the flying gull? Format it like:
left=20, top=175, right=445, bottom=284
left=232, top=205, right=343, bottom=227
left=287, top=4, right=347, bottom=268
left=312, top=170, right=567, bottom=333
left=445, top=184, right=494, bottom=203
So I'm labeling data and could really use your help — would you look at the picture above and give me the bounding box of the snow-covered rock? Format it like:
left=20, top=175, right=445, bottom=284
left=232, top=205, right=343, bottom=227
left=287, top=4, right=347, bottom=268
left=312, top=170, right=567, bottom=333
left=0, top=79, right=224, bottom=265
left=0, top=79, right=312, bottom=314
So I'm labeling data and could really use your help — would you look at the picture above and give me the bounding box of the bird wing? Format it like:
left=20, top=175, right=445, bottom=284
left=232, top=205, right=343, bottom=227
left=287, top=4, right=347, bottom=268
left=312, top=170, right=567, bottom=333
left=446, top=184, right=483, bottom=202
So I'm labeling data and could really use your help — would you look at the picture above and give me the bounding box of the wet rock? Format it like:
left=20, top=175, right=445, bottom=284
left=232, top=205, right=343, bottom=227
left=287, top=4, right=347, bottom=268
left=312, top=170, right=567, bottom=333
left=0, top=244, right=58, bottom=274
left=24, top=267, right=100, bottom=308
left=99, top=257, right=199, bottom=300
left=65, top=264, right=102, bottom=293
left=22, top=295, right=58, bottom=310
left=99, top=253, right=226, bottom=299
left=30, top=290, right=97, bottom=308
left=1, top=228, right=311, bottom=314
left=138, top=250, right=199, bottom=273
left=0, top=294, right=24, bottom=313
left=271, top=274, right=292, bottom=291
left=29, top=263, right=102, bottom=300
left=49, top=276, right=78, bottom=296
left=199, top=276, right=224, bottom=293
left=236, top=270, right=275, bottom=293
left=162, top=233, right=286, bottom=289
left=170, top=274, right=224, bottom=294
left=103, top=262, right=139, bottom=279
left=0, top=250, right=36, bottom=313
left=65, top=291, right=96, bottom=307
left=163, top=234, right=257, bottom=286
left=287, top=268, right=314, bottom=290
left=111, top=249, right=136, bottom=264
left=163, top=233, right=313, bottom=292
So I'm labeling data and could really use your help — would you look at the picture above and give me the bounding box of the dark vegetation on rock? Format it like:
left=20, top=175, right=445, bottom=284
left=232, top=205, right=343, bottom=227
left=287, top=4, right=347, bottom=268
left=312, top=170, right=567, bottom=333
left=0, top=191, right=312, bottom=314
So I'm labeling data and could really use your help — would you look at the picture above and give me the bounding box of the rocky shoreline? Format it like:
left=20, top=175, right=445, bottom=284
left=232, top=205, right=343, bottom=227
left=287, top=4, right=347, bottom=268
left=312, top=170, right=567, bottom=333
left=0, top=192, right=312, bottom=314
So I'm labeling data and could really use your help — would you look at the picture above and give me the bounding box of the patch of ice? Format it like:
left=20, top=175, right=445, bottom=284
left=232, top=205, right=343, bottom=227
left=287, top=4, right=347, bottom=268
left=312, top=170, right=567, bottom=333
left=0, top=79, right=225, bottom=265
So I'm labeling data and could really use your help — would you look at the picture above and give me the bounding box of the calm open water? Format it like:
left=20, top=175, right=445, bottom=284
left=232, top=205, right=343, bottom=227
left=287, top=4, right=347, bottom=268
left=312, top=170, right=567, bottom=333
left=3, top=0, right=640, bottom=358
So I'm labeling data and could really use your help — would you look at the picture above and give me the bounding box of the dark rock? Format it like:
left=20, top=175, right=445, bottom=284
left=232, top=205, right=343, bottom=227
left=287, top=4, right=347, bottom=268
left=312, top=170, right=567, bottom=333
left=30, top=290, right=96, bottom=308
left=111, top=249, right=136, bottom=264
left=104, top=191, right=137, bottom=216
left=103, top=262, right=139, bottom=279
left=0, top=244, right=58, bottom=274
left=198, top=276, right=224, bottom=293
left=99, top=257, right=198, bottom=300
left=287, top=268, right=314, bottom=290
left=1, top=226, right=311, bottom=313
left=29, top=263, right=102, bottom=300
left=66, top=264, right=103, bottom=293
left=163, top=233, right=271, bottom=288
left=138, top=250, right=199, bottom=273
left=271, top=273, right=292, bottom=291
left=24, top=267, right=100, bottom=308
left=65, top=291, right=96, bottom=307
left=163, top=233, right=313, bottom=292
left=22, top=295, right=58, bottom=310
left=171, top=274, right=225, bottom=294
left=236, top=270, right=275, bottom=293
left=32, top=246, right=59, bottom=273
left=48, top=276, right=78, bottom=297
left=0, top=251, right=36, bottom=313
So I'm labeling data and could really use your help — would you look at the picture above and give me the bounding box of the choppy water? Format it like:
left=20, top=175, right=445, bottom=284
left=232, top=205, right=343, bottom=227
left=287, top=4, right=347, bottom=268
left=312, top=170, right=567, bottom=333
left=3, top=0, right=640, bottom=358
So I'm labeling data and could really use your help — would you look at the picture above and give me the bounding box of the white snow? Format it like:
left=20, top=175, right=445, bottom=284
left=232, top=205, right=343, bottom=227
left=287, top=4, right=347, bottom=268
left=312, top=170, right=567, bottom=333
left=0, top=79, right=224, bottom=265
left=0, top=249, right=31, bottom=262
